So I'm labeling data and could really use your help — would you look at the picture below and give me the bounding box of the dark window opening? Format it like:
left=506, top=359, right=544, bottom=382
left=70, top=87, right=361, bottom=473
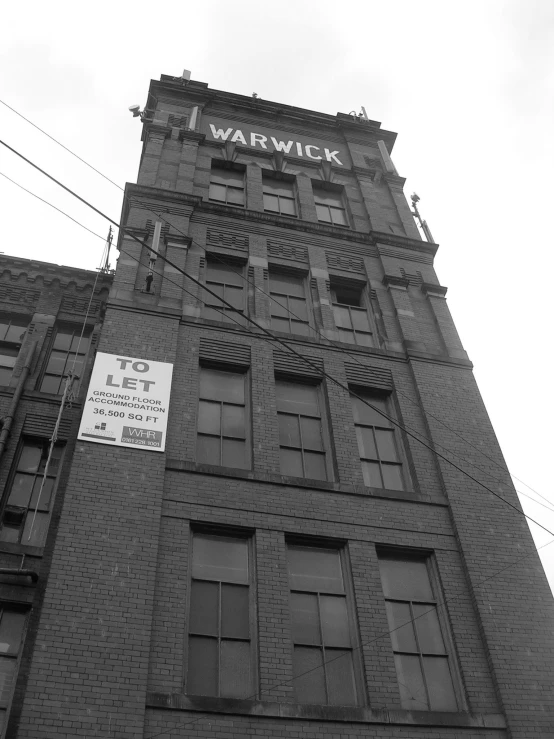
left=313, top=185, right=348, bottom=227
left=330, top=284, right=373, bottom=347
left=40, top=326, right=91, bottom=395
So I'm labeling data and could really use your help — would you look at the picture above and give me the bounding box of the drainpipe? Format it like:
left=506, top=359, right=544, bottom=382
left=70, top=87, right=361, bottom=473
left=0, top=341, right=36, bottom=460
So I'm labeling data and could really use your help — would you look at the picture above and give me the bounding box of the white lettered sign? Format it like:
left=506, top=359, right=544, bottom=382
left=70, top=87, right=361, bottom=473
left=78, top=352, right=173, bottom=452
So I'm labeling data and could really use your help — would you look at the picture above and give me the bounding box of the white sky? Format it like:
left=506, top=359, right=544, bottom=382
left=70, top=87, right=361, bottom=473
left=2, top=0, right=553, bottom=593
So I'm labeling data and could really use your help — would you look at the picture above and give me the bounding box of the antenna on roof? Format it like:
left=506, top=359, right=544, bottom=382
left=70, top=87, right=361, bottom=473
left=100, top=226, right=113, bottom=272
left=411, top=193, right=435, bottom=243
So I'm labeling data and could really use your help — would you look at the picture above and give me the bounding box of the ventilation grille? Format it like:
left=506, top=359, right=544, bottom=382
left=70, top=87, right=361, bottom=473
left=199, top=338, right=251, bottom=367
left=344, top=363, right=393, bottom=390
left=60, top=297, right=102, bottom=316
left=0, top=286, right=39, bottom=306
left=273, top=350, right=323, bottom=378
left=326, top=252, right=364, bottom=273
left=267, top=241, right=308, bottom=263
left=206, top=229, right=248, bottom=251
left=400, top=268, right=423, bottom=286
left=23, top=413, right=73, bottom=440
left=168, top=114, right=188, bottom=129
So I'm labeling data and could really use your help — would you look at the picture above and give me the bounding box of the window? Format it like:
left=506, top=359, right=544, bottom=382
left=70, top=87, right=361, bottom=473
left=0, top=606, right=27, bottom=734
left=0, top=316, right=28, bottom=386
left=313, top=186, right=348, bottom=226
left=209, top=162, right=245, bottom=207
left=351, top=392, right=404, bottom=490
left=201, top=260, right=246, bottom=326
left=263, top=175, right=297, bottom=216
left=331, top=284, right=373, bottom=347
left=276, top=381, right=327, bottom=480
left=378, top=554, right=458, bottom=711
left=187, top=533, right=253, bottom=698
left=287, top=544, right=358, bottom=706
left=40, top=326, right=91, bottom=394
left=269, top=272, right=310, bottom=336
left=0, top=440, right=64, bottom=546
left=197, top=368, right=249, bottom=469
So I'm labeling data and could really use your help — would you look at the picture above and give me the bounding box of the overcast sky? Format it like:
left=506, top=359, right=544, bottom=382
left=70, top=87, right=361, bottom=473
left=2, top=0, right=553, bottom=593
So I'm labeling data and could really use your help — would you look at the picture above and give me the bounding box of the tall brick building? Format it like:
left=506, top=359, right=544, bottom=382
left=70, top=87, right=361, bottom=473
left=5, top=75, right=554, bottom=737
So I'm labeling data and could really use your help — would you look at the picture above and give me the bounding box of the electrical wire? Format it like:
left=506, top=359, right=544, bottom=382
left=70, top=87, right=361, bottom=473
left=2, top=97, right=551, bottom=514
left=3, top=167, right=554, bottom=737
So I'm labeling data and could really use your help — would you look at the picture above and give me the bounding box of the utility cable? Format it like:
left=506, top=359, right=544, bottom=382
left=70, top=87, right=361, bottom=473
left=2, top=98, right=550, bottom=512
left=3, top=165, right=553, bottom=736
left=2, top=136, right=552, bottom=543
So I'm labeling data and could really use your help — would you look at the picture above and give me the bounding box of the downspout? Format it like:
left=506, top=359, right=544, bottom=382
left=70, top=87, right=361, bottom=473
left=0, top=341, right=36, bottom=460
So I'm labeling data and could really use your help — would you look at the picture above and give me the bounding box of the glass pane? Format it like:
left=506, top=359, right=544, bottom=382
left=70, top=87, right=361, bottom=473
left=300, top=417, right=323, bottom=451
left=331, top=207, right=347, bottom=226
left=269, top=273, right=304, bottom=297
left=7, top=474, right=34, bottom=508
left=280, top=197, right=296, bottom=215
left=200, top=369, right=244, bottom=404
left=224, top=285, right=244, bottom=310
left=355, top=332, right=373, bottom=347
left=220, top=640, right=251, bottom=698
left=338, top=328, right=355, bottom=344
left=333, top=306, right=352, bottom=329
left=395, top=654, right=428, bottom=710
left=385, top=601, right=417, bottom=652
left=356, top=427, right=377, bottom=459
left=382, top=464, right=404, bottom=491
left=207, top=262, right=243, bottom=286
left=227, top=186, right=244, bottom=205
left=202, top=306, right=226, bottom=322
left=375, top=430, right=399, bottom=462
left=315, top=204, right=331, bottom=222
left=40, top=375, right=61, bottom=394
left=187, top=636, right=218, bottom=695
left=22, top=511, right=49, bottom=546
left=5, top=325, right=26, bottom=343
left=351, top=396, right=389, bottom=426
left=424, top=656, right=457, bottom=711
left=351, top=308, right=370, bottom=331
left=379, top=559, right=434, bottom=601
left=270, top=295, right=290, bottom=318
left=192, top=535, right=248, bottom=584
left=45, top=351, right=67, bottom=375
left=0, top=526, right=19, bottom=543
left=70, top=333, right=90, bottom=352
left=279, top=448, right=303, bottom=477
left=293, top=646, right=326, bottom=704
left=222, top=405, right=245, bottom=438
left=53, top=331, right=72, bottom=351
left=326, top=649, right=357, bottom=705
left=289, top=297, right=308, bottom=321
left=189, top=580, right=219, bottom=636
left=0, top=612, right=25, bottom=655
left=320, top=596, right=350, bottom=647
left=213, top=168, right=244, bottom=187
left=264, top=193, right=279, bottom=212
left=304, top=452, right=327, bottom=481
left=361, top=461, right=382, bottom=488
left=209, top=183, right=226, bottom=201
left=292, top=321, right=311, bottom=337
left=198, top=401, right=221, bottom=435
left=290, top=593, right=320, bottom=645
left=413, top=604, right=445, bottom=653
left=0, top=711, right=5, bottom=734
left=0, top=353, right=17, bottom=367
left=221, top=584, right=249, bottom=638
left=197, top=435, right=220, bottom=465
left=314, top=190, right=342, bottom=207
left=279, top=415, right=301, bottom=448
left=222, top=439, right=248, bottom=469
left=0, top=659, right=16, bottom=704
left=30, top=476, right=54, bottom=511
left=288, top=547, right=343, bottom=593
left=275, top=382, right=319, bottom=416
left=0, top=368, right=12, bottom=386
left=271, top=317, right=291, bottom=333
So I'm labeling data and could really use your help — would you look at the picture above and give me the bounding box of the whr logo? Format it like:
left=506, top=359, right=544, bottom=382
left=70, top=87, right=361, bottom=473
left=121, top=426, right=162, bottom=447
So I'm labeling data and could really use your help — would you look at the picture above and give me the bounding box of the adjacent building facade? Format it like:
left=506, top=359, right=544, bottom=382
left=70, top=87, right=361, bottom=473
left=3, top=76, right=554, bottom=738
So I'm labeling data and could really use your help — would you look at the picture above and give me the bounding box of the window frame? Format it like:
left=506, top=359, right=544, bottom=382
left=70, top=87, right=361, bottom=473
left=0, top=315, right=29, bottom=387
left=38, top=324, right=92, bottom=395
left=201, top=257, right=248, bottom=326
left=196, top=364, right=251, bottom=470
left=268, top=269, right=312, bottom=337
left=330, top=282, right=374, bottom=347
left=275, top=377, right=333, bottom=482
left=185, top=527, right=257, bottom=700
left=208, top=161, right=246, bottom=208
left=286, top=539, right=364, bottom=707
left=0, top=603, right=28, bottom=734
left=0, top=437, right=65, bottom=548
left=262, top=173, right=298, bottom=217
left=377, top=549, right=465, bottom=712
left=350, top=389, right=409, bottom=492
left=312, top=184, right=349, bottom=227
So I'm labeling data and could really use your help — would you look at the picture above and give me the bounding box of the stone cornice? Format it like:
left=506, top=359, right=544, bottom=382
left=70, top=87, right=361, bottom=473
left=421, top=282, right=448, bottom=297
left=374, top=232, right=438, bottom=255
left=177, top=130, right=205, bottom=143
left=0, top=257, right=113, bottom=291
left=383, top=274, right=410, bottom=290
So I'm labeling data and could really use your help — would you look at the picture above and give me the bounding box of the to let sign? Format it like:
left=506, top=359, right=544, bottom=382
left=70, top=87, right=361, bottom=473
left=78, top=352, right=173, bottom=452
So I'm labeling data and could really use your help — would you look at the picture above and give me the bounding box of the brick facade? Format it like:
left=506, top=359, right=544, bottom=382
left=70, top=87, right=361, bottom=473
left=6, top=77, right=554, bottom=738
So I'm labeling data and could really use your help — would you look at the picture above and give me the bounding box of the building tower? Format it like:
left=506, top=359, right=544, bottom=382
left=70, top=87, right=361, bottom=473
left=7, top=75, right=554, bottom=738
